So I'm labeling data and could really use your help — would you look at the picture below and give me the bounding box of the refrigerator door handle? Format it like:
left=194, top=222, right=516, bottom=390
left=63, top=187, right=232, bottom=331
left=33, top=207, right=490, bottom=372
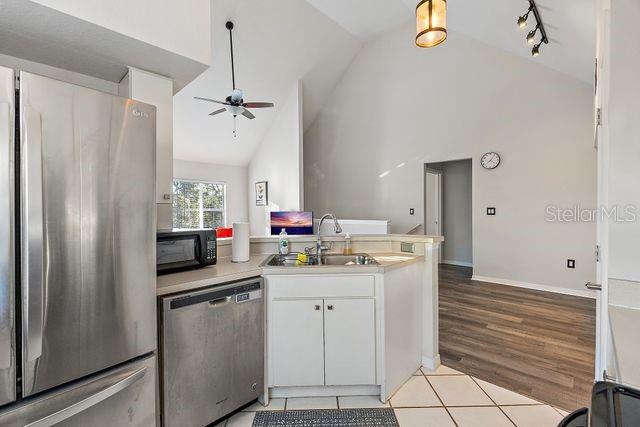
left=22, top=107, right=45, bottom=363
left=0, top=102, right=11, bottom=371
left=24, top=366, right=148, bottom=427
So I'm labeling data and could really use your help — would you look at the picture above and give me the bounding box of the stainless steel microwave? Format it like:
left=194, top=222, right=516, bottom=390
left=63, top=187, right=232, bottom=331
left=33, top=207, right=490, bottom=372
left=156, top=229, right=217, bottom=275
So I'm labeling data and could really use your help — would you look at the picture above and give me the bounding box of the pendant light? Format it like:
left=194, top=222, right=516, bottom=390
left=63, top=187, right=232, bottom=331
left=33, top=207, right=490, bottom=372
left=416, top=0, right=447, bottom=48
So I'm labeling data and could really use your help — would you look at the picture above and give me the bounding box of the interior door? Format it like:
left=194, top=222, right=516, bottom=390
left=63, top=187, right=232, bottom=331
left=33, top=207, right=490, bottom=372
left=0, top=66, right=15, bottom=406
left=20, top=72, right=157, bottom=396
left=323, top=298, right=376, bottom=386
left=270, top=299, right=324, bottom=386
left=596, top=0, right=640, bottom=389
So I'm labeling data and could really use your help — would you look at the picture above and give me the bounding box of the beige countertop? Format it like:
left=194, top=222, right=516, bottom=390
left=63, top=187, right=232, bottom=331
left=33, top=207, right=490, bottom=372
left=156, top=255, right=266, bottom=296
left=156, top=252, right=423, bottom=296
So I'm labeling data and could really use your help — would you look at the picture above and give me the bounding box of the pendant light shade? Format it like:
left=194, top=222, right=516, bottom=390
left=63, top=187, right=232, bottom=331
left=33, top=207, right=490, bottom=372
left=416, top=0, right=447, bottom=48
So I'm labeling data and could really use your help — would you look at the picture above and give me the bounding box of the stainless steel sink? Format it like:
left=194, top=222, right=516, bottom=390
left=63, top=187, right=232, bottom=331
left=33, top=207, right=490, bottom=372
left=320, top=254, right=378, bottom=266
left=262, top=253, right=379, bottom=267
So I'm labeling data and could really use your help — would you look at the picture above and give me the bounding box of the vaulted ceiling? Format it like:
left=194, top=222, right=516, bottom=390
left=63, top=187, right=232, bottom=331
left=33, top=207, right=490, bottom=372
left=307, top=0, right=595, bottom=83
left=173, top=0, right=360, bottom=166
left=174, top=0, right=595, bottom=167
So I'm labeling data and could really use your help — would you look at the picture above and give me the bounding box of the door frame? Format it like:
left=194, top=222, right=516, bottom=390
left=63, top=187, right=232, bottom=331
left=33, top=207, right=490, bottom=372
left=594, top=0, right=611, bottom=382
left=424, top=167, right=443, bottom=263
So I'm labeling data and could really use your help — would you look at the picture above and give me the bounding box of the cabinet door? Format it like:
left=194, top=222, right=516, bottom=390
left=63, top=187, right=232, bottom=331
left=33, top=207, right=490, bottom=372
left=270, top=299, right=325, bottom=386
left=324, top=298, right=376, bottom=385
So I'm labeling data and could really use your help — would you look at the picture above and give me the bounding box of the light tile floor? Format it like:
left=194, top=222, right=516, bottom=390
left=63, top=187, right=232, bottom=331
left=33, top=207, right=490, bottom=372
left=223, top=365, right=570, bottom=426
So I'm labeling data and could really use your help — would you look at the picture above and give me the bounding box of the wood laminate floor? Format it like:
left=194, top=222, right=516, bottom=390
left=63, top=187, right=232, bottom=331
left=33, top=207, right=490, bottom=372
left=438, top=264, right=596, bottom=411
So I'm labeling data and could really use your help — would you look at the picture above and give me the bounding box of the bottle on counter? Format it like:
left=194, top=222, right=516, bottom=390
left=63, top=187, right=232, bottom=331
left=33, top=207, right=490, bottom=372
left=278, top=228, right=289, bottom=255
left=343, top=233, right=353, bottom=255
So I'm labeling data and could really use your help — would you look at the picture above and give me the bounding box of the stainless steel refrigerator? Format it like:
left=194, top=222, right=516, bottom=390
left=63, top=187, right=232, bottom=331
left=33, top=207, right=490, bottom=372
left=0, top=67, right=158, bottom=425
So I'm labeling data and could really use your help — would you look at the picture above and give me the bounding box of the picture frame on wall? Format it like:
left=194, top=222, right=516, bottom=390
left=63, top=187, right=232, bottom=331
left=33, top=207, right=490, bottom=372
left=255, top=181, right=268, bottom=206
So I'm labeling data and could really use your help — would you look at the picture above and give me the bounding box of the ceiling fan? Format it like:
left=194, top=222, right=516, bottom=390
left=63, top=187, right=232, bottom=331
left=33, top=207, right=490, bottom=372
left=194, top=21, right=274, bottom=137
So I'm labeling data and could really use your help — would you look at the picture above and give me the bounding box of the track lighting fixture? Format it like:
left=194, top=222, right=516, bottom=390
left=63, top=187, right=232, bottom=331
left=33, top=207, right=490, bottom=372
left=517, top=0, right=548, bottom=57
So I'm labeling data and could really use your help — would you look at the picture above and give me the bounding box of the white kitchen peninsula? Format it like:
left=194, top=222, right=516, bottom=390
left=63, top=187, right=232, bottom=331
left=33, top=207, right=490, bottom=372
left=259, top=235, right=443, bottom=403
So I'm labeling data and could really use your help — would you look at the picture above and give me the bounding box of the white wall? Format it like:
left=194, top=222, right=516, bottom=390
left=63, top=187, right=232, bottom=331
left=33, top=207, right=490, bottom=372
left=304, top=25, right=596, bottom=294
left=248, top=82, right=303, bottom=236
left=438, top=160, right=473, bottom=266
left=173, top=159, right=249, bottom=226
left=31, top=0, right=211, bottom=65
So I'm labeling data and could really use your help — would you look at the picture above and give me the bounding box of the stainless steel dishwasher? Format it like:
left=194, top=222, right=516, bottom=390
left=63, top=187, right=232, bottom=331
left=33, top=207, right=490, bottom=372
left=159, top=277, right=264, bottom=427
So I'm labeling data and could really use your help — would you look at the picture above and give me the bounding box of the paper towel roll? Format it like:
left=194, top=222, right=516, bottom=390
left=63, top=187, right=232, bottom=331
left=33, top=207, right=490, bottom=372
left=232, top=222, right=250, bottom=263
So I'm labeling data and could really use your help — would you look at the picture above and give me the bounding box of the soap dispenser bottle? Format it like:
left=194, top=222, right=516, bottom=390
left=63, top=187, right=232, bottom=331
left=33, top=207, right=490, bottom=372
left=343, top=233, right=353, bottom=255
left=278, top=228, right=289, bottom=255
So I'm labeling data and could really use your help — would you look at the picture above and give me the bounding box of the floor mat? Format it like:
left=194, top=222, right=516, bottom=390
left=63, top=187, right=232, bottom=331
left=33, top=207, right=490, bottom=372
left=252, top=408, right=399, bottom=426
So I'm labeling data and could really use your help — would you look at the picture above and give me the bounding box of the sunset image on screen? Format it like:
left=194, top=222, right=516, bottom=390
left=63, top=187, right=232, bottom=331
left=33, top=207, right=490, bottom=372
left=270, top=211, right=313, bottom=235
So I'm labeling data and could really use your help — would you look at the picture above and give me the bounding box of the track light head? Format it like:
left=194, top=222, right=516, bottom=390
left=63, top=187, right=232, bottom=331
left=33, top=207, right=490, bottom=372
left=517, top=5, right=533, bottom=29
left=527, top=26, right=538, bottom=44
left=532, top=42, right=542, bottom=57
left=517, top=15, right=528, bottom=28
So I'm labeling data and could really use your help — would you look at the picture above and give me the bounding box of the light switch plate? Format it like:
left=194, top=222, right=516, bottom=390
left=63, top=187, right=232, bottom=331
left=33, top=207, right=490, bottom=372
left=401, top=242, right=415, bottom=253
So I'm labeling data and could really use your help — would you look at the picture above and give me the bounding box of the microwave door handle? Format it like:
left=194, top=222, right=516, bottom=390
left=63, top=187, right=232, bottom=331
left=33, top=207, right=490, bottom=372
left=22, top=107, right=45, bottom=363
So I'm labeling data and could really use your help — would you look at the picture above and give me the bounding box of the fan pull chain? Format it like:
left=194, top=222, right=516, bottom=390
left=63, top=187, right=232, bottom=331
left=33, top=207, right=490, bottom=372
left=233, top=116, right=238, bottom=138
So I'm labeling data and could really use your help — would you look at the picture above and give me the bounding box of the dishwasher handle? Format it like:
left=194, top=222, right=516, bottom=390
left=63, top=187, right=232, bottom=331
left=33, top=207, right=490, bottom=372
left=208, top=296, right=232, bottom=307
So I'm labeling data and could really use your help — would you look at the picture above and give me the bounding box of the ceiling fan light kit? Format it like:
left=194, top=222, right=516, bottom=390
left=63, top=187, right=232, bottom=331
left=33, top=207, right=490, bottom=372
left=194, top=20, right=275, bottom=137
left=415, top=0, right=447, bottom=48
left=516, top=0, right=549, bottom=57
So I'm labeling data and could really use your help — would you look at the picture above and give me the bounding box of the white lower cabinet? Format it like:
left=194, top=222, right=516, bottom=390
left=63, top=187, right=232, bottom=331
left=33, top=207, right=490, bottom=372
left=324, top=298, right=376, bottom=385
left=269, top=294, right=376, bottom=387
left=271, top=299, right=325, bottom=386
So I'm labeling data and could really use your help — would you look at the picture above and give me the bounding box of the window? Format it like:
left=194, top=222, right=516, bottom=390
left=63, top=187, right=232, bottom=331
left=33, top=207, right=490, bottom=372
left=172, top=180, right=226, bottom=229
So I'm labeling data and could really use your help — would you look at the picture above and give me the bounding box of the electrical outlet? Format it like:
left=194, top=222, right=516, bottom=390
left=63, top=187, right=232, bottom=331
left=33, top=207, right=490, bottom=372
left=567, top=259, right=576, bottom=269
left=487, top=207, right=496, bottom=215
left=409, top=208, right=415, bottom=215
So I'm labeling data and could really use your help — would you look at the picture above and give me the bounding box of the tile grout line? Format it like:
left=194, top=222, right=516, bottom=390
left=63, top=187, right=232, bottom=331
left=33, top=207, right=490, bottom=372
left=423, top=372, right=459, bottom=427
left=469, top=376, right=517, bottom=427
left=551, top=406, right=569, bottom=417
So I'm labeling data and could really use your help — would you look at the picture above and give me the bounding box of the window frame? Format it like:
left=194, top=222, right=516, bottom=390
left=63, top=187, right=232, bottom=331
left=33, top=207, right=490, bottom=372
left=172, top=178, right=227, bottom=230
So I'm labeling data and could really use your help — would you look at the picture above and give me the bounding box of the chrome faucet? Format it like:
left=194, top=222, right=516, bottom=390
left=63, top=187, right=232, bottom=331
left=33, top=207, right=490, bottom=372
left=314, top=213, right=342, bottom=263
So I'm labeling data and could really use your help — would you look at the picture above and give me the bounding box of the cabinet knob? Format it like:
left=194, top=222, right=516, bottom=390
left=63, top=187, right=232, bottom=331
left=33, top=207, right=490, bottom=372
left=314, top=305, right=321, bottom=311
left=327, top=305, right=334, bottom=311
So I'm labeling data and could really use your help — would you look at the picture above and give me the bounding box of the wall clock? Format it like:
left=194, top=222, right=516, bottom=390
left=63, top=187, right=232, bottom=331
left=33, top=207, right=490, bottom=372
left=481, top=152, right=501, bottom=169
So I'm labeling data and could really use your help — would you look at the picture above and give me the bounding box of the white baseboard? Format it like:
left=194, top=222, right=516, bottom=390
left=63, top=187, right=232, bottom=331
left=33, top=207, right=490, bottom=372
left=269, top=385, right=380, bottom=398
left=421, top=354, right=441, bottom=371
left=471, top=275, right=597, bottom=299
left=442, top=260, right=473, bottom=268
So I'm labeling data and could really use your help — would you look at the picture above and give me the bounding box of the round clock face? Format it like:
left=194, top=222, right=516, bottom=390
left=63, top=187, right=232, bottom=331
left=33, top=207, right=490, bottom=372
left=481, top=152, right=501, bottom=169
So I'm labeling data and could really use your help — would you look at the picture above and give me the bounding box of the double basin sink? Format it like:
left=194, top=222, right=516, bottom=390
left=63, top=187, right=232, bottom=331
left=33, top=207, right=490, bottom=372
left=263, top=253, right=379, bottom=267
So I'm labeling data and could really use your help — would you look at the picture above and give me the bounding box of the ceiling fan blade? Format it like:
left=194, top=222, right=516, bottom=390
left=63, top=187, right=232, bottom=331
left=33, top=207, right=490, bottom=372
left=241, top=109, right=255, bottom=119
left=194, top=96, right=229, bottom=105
left=208, top=108, right=226, bottom=116
left=242, top=102, right=274, bottom=108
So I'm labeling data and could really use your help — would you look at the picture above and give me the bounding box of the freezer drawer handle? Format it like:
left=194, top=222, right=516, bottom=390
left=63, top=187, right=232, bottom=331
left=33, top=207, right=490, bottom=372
left=24, top=366, right=147, bottom=427
left=209, top=296, right=232, bottom=307
left=22, top=107, right=45, bottom=363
